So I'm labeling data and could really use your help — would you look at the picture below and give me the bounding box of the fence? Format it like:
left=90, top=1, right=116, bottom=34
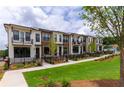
left=8, top=55, right=68, bottom=65
left=9, top=57, right=35, bottom=64
left=8, top=51, right=116, bottom=64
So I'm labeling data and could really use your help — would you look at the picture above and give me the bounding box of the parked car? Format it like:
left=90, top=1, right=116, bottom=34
left=3, top=56, right=9, bottom=62
left=0, top=57, right=3, bottom=61
left=104, top=45, right=119, bottom=54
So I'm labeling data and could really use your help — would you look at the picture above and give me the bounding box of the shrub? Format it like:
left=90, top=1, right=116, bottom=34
left=61, top=79, right=70, bottom=87
left=44, top=79, right=56, bottom=87
left=4, top=63, right=9, bottom=70
left=32, top=59, right=36, bottom=64
left=36, top=59, right=42, bottom=66
left=24, top=64, right=32, bottom=68
left=10, top=64, right=17, bottom=70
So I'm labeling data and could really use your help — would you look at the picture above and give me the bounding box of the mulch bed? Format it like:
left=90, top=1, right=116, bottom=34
left=70, top=80, right=120, bottom=87
left=95, top=56, right=114, bottom=62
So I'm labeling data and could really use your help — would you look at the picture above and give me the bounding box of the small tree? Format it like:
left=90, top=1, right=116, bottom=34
left=91, top=40, right=96, bottom=52
left=88, top=40, right=96, bottom=52
left=49, top=35, right=57, bottom=56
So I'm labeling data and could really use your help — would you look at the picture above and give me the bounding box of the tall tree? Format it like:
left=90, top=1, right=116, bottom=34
left=81, top=6, right=124, bottom=86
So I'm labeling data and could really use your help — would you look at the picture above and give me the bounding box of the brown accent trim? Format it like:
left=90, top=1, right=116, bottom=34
left=63, top=44, right=69, bottom=47
left=41, top=41, right=50, bottom=45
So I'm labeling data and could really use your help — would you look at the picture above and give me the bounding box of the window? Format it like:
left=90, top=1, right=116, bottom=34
left=36, top=48, right=40, bottom=58
left=81, top=37, right=83, bottom=43
left=78, top=37, right=83, bottom=43
left=64, top=47, right=68, bottom=55
left=54, top=34, right=57, bottom=42
left=13, top=30, right=19, bottom=40
left=14, top=47, right=30, bottom=58
left=99, top=39, right=101, bottom=43
left=99, top=39, right=102, bottom=44
left=83, top=46, right=86, bottom=52
left=25, top=32, right=31, bottom=41
left=72, top=38, right=75, bottom=42
left=83, top=37, right=86, bottom=42
left=99, top=46, right=102, bottom=51
left=44, top=47, right=50, bottom=55
left=36, top=33, right=40, bottom=42
left=42, top=33, right=50, bottom=41
left=96, top=39, right=98, bottom=43
left=63, top=36, right=69, bottom=42
left=72, top=37, right=77, bottom=43
left=73, top=46, right=79, bottom=53
left=59, top=35, right=62, bottom=42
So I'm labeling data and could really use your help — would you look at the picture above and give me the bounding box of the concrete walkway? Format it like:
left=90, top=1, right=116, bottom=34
left=0, top=54, right=116, bottom=87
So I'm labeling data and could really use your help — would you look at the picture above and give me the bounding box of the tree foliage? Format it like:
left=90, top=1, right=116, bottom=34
left=0, top=49, right=8, bottom=57
left=81, top=6, right=123, bottom=47
left=103, top=37, right=117, bottom=45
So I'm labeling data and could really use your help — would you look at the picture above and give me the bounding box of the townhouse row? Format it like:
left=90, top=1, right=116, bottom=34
left=4, top=24, right=103, bottom=63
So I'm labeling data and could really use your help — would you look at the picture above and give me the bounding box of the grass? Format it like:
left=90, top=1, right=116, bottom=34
left=0, top=73, right=4, bottom=80
left=23, top=56, right=120, bottom=87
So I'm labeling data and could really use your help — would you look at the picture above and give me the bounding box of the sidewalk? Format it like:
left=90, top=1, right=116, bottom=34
left=0, top=54, right=115, bottom=87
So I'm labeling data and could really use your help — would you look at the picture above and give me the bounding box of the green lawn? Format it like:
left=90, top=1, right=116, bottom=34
left=23, top=56, right=120, bottom=87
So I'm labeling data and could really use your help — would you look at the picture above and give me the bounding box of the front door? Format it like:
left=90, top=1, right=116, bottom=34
left=59, top=46, right=62, bottom=56
left=36, top=48, right=40, bottom=58
left=83, top=46, right=86, bottom=53
left=80, top=47, right=82, bottom=54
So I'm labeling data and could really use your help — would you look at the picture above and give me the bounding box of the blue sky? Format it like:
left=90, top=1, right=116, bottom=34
left=0, top=6, right=92, bottom=50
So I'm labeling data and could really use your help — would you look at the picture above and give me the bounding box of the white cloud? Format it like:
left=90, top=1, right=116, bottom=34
left=41, top=15, right=70, bottom=31
left=0, top=6, right=93, bottom=50
left=41, top=7, right=53, bottom=14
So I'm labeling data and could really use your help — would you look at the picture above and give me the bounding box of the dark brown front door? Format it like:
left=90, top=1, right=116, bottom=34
left=59, top=46, right=62, bottom=56
left=36, top=48, right=40, bottom=58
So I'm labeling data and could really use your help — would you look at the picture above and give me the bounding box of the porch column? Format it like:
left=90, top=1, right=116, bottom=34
left=71, top=45, right=73, bottom=55
left=31, top=46, right=35, bottom=58
left=61, top=45, right=63, bottom=56
left=40, top=47, right=42, bottom=58
left=8, top=27, right=14, bottom=63
left=78, top=46, right=81, bottom=54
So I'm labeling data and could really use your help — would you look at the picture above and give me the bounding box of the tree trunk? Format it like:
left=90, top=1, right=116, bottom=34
left=120, top=47, right=124, bottom=86
left=120, top=8, right=124, bottom=87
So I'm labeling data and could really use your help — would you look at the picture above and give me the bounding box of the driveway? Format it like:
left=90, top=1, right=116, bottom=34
left=0, top=54, right=116, bottom=87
